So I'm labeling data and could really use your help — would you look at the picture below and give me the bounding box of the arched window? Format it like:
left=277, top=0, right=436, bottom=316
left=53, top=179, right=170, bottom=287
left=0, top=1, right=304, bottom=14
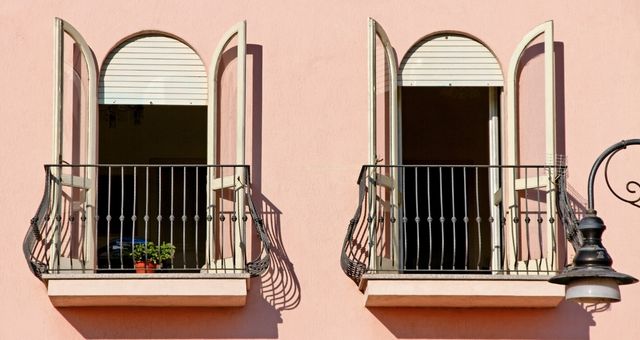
left=344, top=18, right=558, bottom=283
left=42, top=19, right=268, bottom=277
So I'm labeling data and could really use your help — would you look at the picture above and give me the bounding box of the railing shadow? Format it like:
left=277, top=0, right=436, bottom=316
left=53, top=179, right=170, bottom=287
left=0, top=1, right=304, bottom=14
left=247, top=42, right=301, bottom=312
left=368, top=301, right=594, bottom=339
left=253, top=195, right=301, bottom=311
left=60, top=301, right=281, bottom=339
left=55, top=42, right=294, bottom=339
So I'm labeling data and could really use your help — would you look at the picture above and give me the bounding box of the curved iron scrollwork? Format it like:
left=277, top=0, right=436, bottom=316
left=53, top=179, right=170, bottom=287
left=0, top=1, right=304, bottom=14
left=556, top=166, right=584, bottom=251
left=25, top=165, right=271, bottom=279
left=557, top=139, right=640, bottom=252
left=23, top=168, right=54, bottom=279
left=245, top=193, right=272, bottom=277
left=603, top=143, right=640, bottom=209
left=587, top=139, right=640, bottom=211
left=340, top=173, right=368, bottom=283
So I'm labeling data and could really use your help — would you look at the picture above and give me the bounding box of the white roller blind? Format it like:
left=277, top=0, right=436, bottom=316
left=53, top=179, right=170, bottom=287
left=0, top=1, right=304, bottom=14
left=99, top=35, right=207, bottom=105
left=399, top=35, right=503, bottom=87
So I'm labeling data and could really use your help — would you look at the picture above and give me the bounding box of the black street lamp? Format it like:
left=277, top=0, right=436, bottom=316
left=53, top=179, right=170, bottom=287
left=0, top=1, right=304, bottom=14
left=550, top=140, right=639, bottom=303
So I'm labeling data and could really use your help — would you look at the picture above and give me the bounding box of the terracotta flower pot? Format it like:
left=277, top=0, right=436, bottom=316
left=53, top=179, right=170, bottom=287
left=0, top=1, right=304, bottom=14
left=135, top=261, right=158, bottom=273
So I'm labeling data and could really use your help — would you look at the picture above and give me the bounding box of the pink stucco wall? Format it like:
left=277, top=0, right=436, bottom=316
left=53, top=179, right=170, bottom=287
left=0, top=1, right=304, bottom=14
left=1, top=1, right=640, bottom=339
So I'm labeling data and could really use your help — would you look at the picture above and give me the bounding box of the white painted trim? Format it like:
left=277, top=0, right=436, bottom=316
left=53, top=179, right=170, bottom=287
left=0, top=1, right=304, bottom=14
left=489, top=87, right=501, bottom=271
left=368, top=18, right=376, bottom=165
left=52, top=18, right=63, bottom=166
left=506, top=21, right=553, bottom=169
left=210, top=175, right=238, bottom=190
left=60, top=174, right=93, bottom=189
left=515, top=176, right=549, bottom=190
left=206, top=21, right=247, bottom=270
left=368, top=18, right=400, bottom=271
left=370, top=174, right=395, bottom=189
left=505, top=21, right=556, bottom=273
left=51, top=18, right=99, bottom=271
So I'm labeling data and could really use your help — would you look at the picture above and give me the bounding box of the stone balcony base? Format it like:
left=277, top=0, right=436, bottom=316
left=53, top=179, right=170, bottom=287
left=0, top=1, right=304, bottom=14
left=43, top=273, right=249, bottom=307
left=360, top=274, right=565, bottom=308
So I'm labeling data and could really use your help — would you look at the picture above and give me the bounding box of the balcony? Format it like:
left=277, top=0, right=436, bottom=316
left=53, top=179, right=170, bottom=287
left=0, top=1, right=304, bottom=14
left=24, top=164, right=270, bottom=307
left=341, top=164, right=572, bottom=307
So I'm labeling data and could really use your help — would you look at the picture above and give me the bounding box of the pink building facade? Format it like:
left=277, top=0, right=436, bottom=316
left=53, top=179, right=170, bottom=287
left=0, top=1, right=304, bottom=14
left=2, top=1, right=640, bottom=339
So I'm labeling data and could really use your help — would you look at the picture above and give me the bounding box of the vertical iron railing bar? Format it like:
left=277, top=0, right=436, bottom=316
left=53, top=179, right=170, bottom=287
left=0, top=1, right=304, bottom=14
left=451, top=167, right=456, bottom=269
left=106, top=166, right=112, bottom=270
left=54, top=165, right=62, bottom=273
left=195, top=167, right=199, bottom=269
left=221, top=169, right=226, bottom=271
left=144, top=167, right=149, bottom=265
left=212, top=167, right=217, bottom=272
left=427, top=167, right=433, bottom=270
left=206, top=167, right=211, bottom=272
left=182, top=167, right=186, bottom=269
left=80, top=168, right=87, bottom=271
left=524, top=168, right=531, bottom=273
left=500, top=167, right=507, bottom=271
left=390, top=168, right=396, bottom=268
left=376, top=167, right=383, bottom=269
left=439, top=167, right=445, bottom=270
left=536, top=167, right=543, bottom=272
left=119, top=166, right=124, bottom=269
left=548, top=166, right=556, bottom=272
left=475, top=167, right=481, bottom=270
left=132, top=167, right=137, bottom=270
left=67, top=182, right=74, bottom=271
left=463, top=167, right=469, bottom=270
left=367, top=172, right=375, bottom=273
left=510, top=167, right=518, bottom=271
left=242, top=168, right=249, bottom=270
left=414, top=167, right=420, bottom=270
left=157, top=167, right=162, bottom=255
left=402, top=167, right=407, bottom=271
left=232, top=166, right=237, bottom=270
left=378, top=174, right=384, bottom=269
left=170, top=167, right=175, bottom=269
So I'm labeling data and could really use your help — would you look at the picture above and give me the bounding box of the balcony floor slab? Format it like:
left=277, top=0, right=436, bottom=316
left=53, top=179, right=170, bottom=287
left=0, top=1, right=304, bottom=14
left=361, top=274, right=565, bottom=308
left=44, top=273, right=250, bottom=307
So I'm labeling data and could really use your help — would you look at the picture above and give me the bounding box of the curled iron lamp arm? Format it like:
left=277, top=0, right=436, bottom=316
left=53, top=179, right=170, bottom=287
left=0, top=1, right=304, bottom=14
left=550, top=140, right=639, bottom=303
left=587, top=139, right=640, bottom=212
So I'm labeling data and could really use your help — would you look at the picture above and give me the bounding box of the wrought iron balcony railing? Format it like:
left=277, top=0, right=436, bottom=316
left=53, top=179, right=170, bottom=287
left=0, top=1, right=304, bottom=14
left=24, top=164, right=270, bottom=278
left=342, top=164, right=573, bottom=282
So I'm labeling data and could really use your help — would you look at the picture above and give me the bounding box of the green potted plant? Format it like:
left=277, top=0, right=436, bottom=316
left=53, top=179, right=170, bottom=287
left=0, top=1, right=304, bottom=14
left=131, top=242, right=176, bottom=273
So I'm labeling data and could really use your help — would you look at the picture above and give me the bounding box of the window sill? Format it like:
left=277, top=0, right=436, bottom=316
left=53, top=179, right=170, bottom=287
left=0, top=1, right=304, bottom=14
left=43, top=273, right=250, bottom=307
left=360, top=274, right=564, bottom=308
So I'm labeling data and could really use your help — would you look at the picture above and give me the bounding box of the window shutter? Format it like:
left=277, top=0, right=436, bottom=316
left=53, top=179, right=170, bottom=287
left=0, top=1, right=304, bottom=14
left=399, top=35, right=503, bottom=87
left=99, top=35, right=207, bottom=105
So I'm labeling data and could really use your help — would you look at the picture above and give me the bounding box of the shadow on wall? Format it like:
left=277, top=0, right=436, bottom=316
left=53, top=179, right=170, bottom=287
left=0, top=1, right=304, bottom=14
left=247, top=43, right=302, bottom=312
left=518, top=41, right=566, bottom=161
left=369, top=301, right=594, bottom=339
left=253, top=195, right=302, bottom=312
left=368, top=41, right=593, bottom=339
left=58, top=44, right=301, bottom=339
left=60, top=299, right=281, bottom=339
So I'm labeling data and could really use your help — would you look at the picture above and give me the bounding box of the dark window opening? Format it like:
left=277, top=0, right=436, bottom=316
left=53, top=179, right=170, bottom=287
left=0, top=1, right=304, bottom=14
left=96, top=105, right=207, bottom=271
left=401, top=87, right=495, bottom=272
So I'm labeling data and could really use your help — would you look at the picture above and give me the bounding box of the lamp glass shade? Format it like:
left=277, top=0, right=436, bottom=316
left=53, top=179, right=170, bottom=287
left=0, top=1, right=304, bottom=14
left=566, top=278, right=620, bottom=303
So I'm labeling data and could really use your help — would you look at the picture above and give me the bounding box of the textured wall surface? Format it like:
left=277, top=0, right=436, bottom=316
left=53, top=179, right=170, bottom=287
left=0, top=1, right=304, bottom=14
left=1, top=1, right=640, bottom=339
